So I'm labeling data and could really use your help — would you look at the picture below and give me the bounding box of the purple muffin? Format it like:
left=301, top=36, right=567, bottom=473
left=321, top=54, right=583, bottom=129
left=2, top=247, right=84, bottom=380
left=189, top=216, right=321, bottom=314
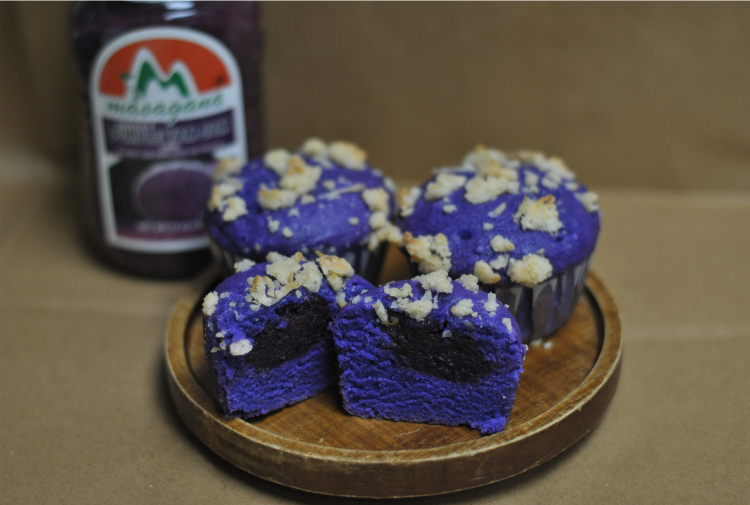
left=397, top=147, right=600, bottom=343
left=202, top=252, right=374, bottom=418
left=331, top=270, right=526, bottom=435
left=205, top=138, right=400, bottom=283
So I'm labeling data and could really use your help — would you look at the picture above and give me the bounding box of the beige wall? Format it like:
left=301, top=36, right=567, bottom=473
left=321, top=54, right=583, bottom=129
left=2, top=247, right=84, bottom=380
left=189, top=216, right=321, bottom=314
left=2, top=2, right=749, bottom=189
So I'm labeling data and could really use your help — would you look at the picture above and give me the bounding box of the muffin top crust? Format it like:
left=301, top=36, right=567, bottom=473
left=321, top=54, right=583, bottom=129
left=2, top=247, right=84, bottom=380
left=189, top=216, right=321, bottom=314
left=397, top=146, right=600, bottom=287
left=205, top=138, right=400, bottom=259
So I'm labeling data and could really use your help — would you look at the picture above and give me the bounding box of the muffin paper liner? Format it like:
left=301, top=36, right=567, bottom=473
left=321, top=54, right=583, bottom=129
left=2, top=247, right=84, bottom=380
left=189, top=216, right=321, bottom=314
left=490, top=256, right=592, bottom=344
left=210, top=241, right=388, bottom=285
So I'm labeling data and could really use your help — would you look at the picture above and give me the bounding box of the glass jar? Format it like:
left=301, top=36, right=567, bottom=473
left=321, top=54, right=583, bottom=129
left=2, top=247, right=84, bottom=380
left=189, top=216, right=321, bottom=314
left=71, top=1, right=263, bottom=278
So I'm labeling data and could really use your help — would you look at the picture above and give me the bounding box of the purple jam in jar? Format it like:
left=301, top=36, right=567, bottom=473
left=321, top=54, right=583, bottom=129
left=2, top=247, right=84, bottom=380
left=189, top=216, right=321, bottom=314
left=71, top=1, right=263, bottom=278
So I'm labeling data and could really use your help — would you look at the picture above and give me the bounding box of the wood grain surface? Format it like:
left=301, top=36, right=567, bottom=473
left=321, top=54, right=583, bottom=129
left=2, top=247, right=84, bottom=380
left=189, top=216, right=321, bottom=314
left=165, top=252, right=621, bottom=498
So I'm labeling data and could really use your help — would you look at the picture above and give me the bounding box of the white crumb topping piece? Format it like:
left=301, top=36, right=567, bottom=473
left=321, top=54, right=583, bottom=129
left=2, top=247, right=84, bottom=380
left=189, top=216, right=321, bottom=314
left=485, top=292, right=499, bottom=314
left=401, top=292, right=434, bottom=321
left=265, top=251, right=286, bottom=262
left=322, top=180, right=336, bottom=190
left=229, top=339, right=253, bottom=356
left=351, top=295, right=361, bottom=304
left=543, top=340, right=553, bottom=349
left=451, top=299, right=477, bottom=318
left=211, top=346, right=221, bottom=353
left=502, top=318, right=514, bottom=333
left=202, top=291, right=219, bottom=316
left=514, top=195, right=563, bottom=234
left=316, top=252, right=355, bottom=292
left=399, top=186, right=422, bottom=217
left=219, top=293, right=230, bottom=299
left=300, top=194, right=316, bottom=204
left=264, top=149, right=291, bottom=176
left=349, top=217, right=359, bottom=225
left=336, top=290, right=347, bottom=308
left=268, top=219, right=280, bottom=233
left=368, top=211, right=388, bottom=229
left=575, top=191, right=599, bottom=212
left=221, top=196, right=248, bottom=222
left=508, top=253, right=553, bottom=288
left=541, top=171, right=562, bottom=189
left=288, top=207, right=300, bottom=217
left=490, top=234, right=515, bottom=252
left=442, top=330, right=452, bottom=338
left=300, top=137, right=328, bottom=158
left=319, top=183, right=366, bottom=201
left=295, top=290, right=302, bottom=299
left=246, top=253, right=324, bottom=307
left=522, top=171, right=540, bottom=193
left=282, top=227, right=293, bottom=238
left=280, top=155, right=322, bottom=195
left=414, top=269, right=454, bottom=293
left=257, top=188, right=297, bottom=210
left=526, top=152, right=576, bottom=180
left=233, top=258, right=257, bottom=273
left=488, top=202, right=507, bottom=218
left=424, top=174, right=467, bottom=201
left=489, top=255, right=509, bottom=270
left=362, top=187, right=390, bottom=213
left=373, top=300, right=389, bottom=324
left=384, top=283, right=413, bottom=298
left=462, top=145, right=520, bottom=204
left=329, top=141, right=367, bottom=170
left=443, top=204, right=457, bottom=214
left=483, top=223, right=494, bottom=231
left=365, top=296, right=373, bottom=303
left=474, top=260, right=501, bottom=284
left=296, top=261, right=323, bottom=292
left=208, top=177, right=244, bottom=211
left=464, top=174, right=520, bottom=204
left=213, top=158, right=243, bottom=179
left=565, top=182, right=579, bottom=191
left=458, top=274, right=479, bottom=293
left=403, top=232, right=452, bottom=273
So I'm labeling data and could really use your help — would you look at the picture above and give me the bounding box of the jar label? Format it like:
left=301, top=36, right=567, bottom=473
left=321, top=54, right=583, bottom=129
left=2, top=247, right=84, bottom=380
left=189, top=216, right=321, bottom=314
left=90, top=27, right=247, bottom=252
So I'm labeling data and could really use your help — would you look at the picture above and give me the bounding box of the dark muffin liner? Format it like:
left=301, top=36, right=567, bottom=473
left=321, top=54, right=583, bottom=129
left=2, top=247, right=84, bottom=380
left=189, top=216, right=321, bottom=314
left=210, top=241, right=388, bottom=285
left=487, top=256, right=592, bottom=344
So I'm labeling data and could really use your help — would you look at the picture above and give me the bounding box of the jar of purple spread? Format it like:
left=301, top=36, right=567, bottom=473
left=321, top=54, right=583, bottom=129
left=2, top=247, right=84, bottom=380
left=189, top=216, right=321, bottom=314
left=71, top=1, right=263, bottom=278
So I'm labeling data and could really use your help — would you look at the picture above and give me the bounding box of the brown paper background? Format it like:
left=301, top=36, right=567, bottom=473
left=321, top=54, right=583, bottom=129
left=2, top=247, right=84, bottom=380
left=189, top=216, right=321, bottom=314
left=1, top=2, right=749, bottom=503
left=3, top=2, right=750, bottom=189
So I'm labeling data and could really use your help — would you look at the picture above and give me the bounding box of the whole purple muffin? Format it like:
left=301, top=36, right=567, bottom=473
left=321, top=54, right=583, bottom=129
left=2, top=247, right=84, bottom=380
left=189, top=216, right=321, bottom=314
left=205, top=138, right=400, bottom=283
left=398, top=146, right=600, bottom=343
left=331, top=270, right=526, bottom=435
left=202, top=252, right=374, bottom=418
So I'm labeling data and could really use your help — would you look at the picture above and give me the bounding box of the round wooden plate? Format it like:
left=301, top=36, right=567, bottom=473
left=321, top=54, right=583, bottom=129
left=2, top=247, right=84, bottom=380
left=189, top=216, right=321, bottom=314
left=165, top=265, right=621, bottom=499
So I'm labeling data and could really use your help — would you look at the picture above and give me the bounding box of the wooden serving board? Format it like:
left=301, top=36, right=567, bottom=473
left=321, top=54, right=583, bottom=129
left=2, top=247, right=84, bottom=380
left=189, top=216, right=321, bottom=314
left=165, top=257, right=621, bottom=498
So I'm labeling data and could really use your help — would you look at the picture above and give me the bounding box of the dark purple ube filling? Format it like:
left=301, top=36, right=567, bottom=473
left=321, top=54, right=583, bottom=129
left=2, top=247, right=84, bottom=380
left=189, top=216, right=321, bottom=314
left=384, top=309, right=492, bottom=383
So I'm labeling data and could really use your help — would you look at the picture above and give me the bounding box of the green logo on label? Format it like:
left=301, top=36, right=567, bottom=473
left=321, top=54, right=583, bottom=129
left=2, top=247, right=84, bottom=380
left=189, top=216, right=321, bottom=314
left=131, top=60, right=190, bottom=100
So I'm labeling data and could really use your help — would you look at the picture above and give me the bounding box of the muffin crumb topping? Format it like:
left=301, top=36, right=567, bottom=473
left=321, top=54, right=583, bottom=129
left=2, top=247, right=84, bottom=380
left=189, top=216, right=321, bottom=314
left=473, top=260, right=501, bottom=284
left=403, top=232, right=452, bottom=273
left=458, top=274, right=480, bottom=293
left=415, top=269, right=454, bottom=293
left=451, top=299, right=477, bottom=318
left=233, top=258, right=257, bottom=273
left=424, top=174, right=467, bottom=201
left=514, top=195, right=563, bottom=234
left=384, top=283, right=413, bottom=298
left=484, top=292, right=499, bottom=314
left=399, top=187, right=422, bottom=217
left=507, top=253, right=553, bottom=287
left=329, top=141, right=367, bottom=170
left=490, top=235, right=515, bottom=252
left=575, top=191, right=599, bottom=213
left=316, top=252, right=355, bottom=292
left=202, top=291, right=219, bottom=316
left=264, top=149, right=291, bottom=176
